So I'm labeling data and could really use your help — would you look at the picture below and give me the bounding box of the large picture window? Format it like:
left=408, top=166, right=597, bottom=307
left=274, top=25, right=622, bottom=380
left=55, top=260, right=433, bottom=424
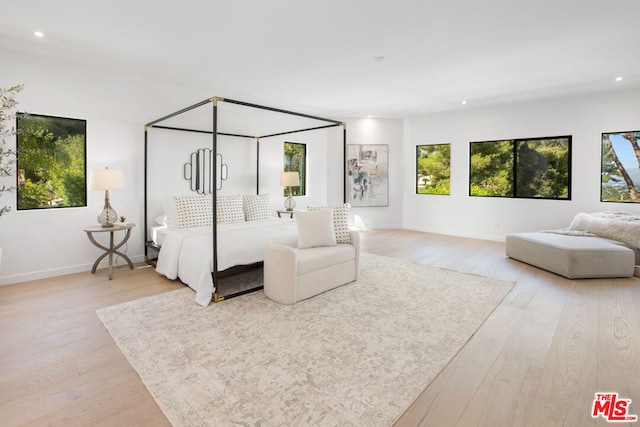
left=416, top=144, right=450, bottom=195
left=16, top=113, right=87, bottom=209
left=283, top=142, right=306, bottom=196
left=469, top=135, right=571, bottom=199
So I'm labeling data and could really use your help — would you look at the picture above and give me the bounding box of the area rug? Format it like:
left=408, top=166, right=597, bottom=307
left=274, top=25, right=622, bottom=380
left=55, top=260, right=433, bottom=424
left=97, top=253, right=514, bottom=426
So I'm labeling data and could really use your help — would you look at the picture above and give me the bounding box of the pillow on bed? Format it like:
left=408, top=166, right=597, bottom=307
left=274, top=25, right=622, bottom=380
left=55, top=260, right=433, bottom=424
left=174, top=194, right=213, bottom=229
left=163, top=200, right=179, bottom=230
left=243, top=193, right=273, bottom=221
left=296, top=208, right=337, bottom=249
left=217, top=194, right=245, bottom=223
left=308, top=203, right=351, bottom=243
left=154, top=214, right=168, bottom=227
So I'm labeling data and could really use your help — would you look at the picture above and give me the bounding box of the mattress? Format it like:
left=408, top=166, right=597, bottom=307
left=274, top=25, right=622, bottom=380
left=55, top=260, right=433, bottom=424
left=149, top=225, right=169, bottom=246
left=155, top=218, right=298, bottom=306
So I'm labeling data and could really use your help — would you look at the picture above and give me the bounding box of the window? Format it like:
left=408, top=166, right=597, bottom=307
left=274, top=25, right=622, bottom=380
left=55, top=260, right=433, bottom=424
left=16, top=113, right=87, bottom=209
left=469, top=135, right=571, bottom=199
left=283, top=142, right=306, bottom=196
left=416, top=144, right=450, bottom=195
left=601, top=130, right=640, bottom=203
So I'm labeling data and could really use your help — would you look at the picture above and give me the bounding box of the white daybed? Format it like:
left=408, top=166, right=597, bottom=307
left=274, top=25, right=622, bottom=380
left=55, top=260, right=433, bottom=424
left=506, top=211, right=640, bottom=279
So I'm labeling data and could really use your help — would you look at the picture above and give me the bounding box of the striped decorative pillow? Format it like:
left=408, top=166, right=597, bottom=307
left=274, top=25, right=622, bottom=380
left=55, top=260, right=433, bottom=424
left=307, top=203, right=351, bottom=243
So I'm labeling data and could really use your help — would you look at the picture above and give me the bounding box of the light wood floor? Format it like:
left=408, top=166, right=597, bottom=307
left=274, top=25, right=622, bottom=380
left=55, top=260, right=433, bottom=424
left=1, top=229, right=638, bottom=426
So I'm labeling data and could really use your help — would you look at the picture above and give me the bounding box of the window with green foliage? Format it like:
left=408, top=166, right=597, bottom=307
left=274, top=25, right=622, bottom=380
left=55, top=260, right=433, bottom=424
left=283, top=142, right=306, bottom=196
left=469, top=136, right=571, bottom=199
left=601, top=131, right=640, bottom=203
left=16, top=113, right=87, bottom=209
left=416, top=144, right=450, bottom=195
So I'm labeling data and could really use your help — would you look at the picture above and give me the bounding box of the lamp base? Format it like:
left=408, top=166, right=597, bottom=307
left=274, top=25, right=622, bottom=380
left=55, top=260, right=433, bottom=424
left=284, top=195, right=296, bottom=212
left=98, top=199, right=118, bottom=227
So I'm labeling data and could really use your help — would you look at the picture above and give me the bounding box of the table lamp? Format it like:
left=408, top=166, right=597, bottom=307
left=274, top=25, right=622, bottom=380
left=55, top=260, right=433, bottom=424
left=90, top=167, right=124, bottom=227
left=280, top=171, right=300, bottom=211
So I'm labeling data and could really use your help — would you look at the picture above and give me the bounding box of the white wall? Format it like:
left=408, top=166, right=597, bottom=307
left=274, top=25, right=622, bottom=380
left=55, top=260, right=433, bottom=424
left=0, top=53, right=174, bottom=285
left=257, top=131, right=334, bottom=212
left=3, top=48, right=638, bottom=284
left=0, top=51, right=345, bottom=285
left=344, top=118, right=404, bottom=229
left=402, top=89, right=640, bottom=240
left=145, top=122, right=338, bottom=221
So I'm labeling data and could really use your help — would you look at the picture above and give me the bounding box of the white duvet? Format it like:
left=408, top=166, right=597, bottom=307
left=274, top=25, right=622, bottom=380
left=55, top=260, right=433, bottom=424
left=155, top=218, right=298, bottom=306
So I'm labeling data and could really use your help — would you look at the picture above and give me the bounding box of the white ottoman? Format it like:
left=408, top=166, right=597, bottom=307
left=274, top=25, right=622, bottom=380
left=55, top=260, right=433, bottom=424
left=264, top=231, right=360, bottom=304
left=505, top=232, right=635, bottom=279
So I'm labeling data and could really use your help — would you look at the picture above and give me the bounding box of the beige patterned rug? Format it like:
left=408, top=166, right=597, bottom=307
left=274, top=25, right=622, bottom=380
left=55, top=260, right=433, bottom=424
left=97, top=253, right=514, bottom=426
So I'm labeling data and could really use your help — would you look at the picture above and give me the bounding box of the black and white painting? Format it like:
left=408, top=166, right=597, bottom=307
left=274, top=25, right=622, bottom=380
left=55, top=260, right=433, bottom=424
left=346, top=144, right=388, bottom=207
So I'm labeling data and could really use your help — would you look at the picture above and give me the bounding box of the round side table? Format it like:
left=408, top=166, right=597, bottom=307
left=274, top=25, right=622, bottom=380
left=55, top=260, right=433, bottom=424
left=84, top=223, right=135, bottom=280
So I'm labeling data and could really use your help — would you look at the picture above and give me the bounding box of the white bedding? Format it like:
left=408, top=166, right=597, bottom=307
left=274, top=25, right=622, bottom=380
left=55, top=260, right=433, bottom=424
left=150, top=225, right=169, bottom=246
left=155, top=218, right=298, bottom=306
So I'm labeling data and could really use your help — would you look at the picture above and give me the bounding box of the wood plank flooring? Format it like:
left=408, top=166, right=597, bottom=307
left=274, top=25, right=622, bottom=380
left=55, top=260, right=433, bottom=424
left=0, top=264, right=181, bottom=427
left=1, top=229, right=638, bottom=426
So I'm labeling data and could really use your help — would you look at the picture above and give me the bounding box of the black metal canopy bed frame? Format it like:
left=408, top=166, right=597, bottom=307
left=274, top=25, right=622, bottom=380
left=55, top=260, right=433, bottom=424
left=143, top=96, right=346, bottom=302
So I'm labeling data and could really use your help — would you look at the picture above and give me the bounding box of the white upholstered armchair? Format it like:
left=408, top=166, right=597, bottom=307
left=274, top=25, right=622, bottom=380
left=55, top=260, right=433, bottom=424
left=264, top=207, right=360, bottom=304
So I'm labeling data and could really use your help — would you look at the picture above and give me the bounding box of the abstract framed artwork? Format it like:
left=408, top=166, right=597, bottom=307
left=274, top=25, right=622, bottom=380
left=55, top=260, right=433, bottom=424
left=416, top=143, right=450, bottom=195
left=346, top=144, right=388, bottom=207
left=601, top=130, right=640, bottom=203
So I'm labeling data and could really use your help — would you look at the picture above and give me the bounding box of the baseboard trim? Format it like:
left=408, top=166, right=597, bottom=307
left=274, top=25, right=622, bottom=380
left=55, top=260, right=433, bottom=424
left=0, top=254, right=146, bottom=286
left=358, top=224, right=404, bottom=230
left=401, top=225, right=505, bottom=242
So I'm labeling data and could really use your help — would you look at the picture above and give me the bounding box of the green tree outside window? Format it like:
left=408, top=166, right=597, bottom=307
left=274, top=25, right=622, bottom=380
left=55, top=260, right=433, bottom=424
left=17, top=113, right=86, bottom=209
left=470, top=136, right=570, bottom=199
left=284, top=142, right=306, bottom=196
left=416, top=144, right=450, bottom=195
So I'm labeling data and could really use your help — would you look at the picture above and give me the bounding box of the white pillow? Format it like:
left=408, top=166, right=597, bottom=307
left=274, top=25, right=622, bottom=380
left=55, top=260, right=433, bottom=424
left=174, top=194, right=213, bottom=229
left=162, top=200, right=178, bottom=230
left=308, top=203, right=351, bottom=243
left=243, top=194, right=273, bottom=221
left=296, top=208, right=337, bottom=249
left=154, top=214, right=168, bottom=226
left=217, top=194, right=245, bottom=223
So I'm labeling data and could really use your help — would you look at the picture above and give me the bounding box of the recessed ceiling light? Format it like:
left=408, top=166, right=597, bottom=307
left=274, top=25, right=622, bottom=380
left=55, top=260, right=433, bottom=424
left=34, top=31, right=44, bottom=38
left=461, top=100, right=467, bottom=105
left=373, top=56, right=386, bottom=62
left=615, top=76, right=623, bottom=82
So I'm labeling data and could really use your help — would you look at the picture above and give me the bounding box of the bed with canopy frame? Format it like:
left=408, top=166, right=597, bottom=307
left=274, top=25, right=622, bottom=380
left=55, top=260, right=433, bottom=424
left=143, top=96, right=346, bottom=304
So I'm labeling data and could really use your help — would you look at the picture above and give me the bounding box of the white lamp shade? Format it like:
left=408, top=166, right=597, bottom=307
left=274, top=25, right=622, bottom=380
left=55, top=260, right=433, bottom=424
left=280, top=171, right=300, bottom=187
left=90, top=168, right=124, bottom=191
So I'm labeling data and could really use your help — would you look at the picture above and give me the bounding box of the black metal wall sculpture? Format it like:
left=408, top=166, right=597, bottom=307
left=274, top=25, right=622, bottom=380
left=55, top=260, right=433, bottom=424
left=184, top=148, right=228, bottom=193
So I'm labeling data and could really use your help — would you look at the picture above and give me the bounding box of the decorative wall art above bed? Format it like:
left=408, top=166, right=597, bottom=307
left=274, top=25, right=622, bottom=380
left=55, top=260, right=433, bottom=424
left=601, top=130, right=640, bottom=203
left=183, top=148, right=228, bottom=192
left=144, top=96, right=345, bottom=305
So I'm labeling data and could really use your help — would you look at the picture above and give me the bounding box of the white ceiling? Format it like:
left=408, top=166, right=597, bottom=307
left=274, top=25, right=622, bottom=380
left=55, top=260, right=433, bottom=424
left=1, top=0, right=639, bottom=120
